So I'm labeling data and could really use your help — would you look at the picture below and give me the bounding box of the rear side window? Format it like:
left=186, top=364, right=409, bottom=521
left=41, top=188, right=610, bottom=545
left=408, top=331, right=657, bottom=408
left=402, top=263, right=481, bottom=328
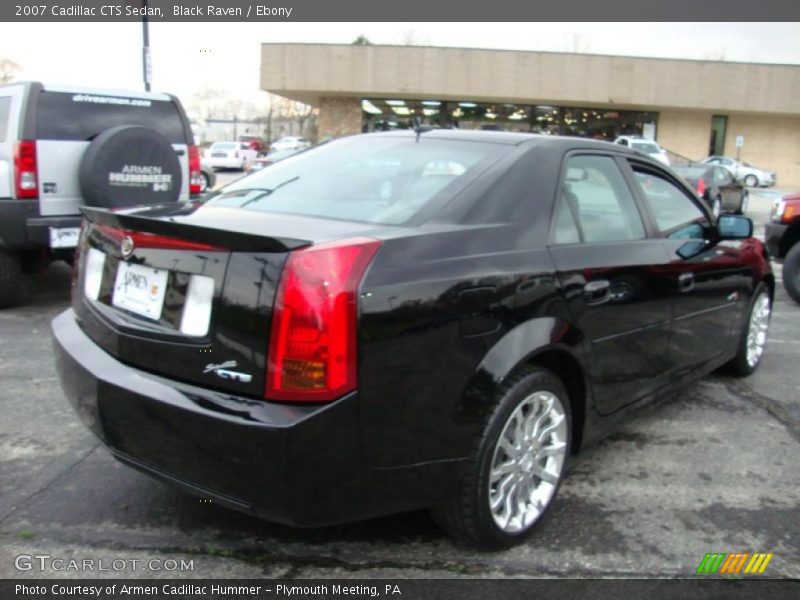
left=0, top=96, right=10, bottom=141
left=35, top=92, right=186, bottom=143
left=209, top=136, right=509, bottom=225
left=562, top=155, right=646, bottom=243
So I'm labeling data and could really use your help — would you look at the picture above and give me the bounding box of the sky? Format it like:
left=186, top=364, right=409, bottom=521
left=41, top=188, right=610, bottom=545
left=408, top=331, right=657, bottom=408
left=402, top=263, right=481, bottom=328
left=0, top=22, right=798, bottom=117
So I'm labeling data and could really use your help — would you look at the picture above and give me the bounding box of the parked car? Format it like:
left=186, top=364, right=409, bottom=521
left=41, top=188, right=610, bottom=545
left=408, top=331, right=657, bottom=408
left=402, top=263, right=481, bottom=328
left=672, top=164, right=749, bottom=217
left=199, top=159, right=217, bottom=193
left=238, top=135, right=267, bottom=155
left=269, top=136, right=311, bottom=152
left=53, top=131, right=772, bottom=549
left=765, top=193, right=800, bottom=303
left=204, top=142, right=258, bottom=171
left=245, top=148, right=302, bottom=174
left=613, top=136, right=670, bottom=166
left=0, top=81, right=201, bottom=308
left=702, top=156, right=776, bottom=188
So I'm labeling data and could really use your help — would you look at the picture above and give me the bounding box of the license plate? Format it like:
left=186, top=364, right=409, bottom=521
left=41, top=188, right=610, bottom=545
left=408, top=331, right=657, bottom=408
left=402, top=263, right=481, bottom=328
left=211, top=153, right=227, bottom=157
left=112, top=262, right=168, bottom=320
left=49, top=227, right=81, bottom=248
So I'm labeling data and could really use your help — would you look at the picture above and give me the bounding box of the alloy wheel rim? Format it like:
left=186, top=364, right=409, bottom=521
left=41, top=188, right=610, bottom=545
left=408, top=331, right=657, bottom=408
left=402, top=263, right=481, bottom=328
left=488, top=390, right=568, bottom=533
left=746, top=293, right=770, bottom=368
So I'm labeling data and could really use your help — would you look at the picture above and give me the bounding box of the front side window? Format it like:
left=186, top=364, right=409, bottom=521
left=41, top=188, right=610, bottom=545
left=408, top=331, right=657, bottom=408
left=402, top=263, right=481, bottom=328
left=633, top=168, right=708, bottom=238
left=561, top=155, right=646, bottom=243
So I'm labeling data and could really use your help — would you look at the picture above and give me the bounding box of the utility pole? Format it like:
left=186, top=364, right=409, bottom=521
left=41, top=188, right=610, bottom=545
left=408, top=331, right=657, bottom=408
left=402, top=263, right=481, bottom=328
left=142, top=0, right=151, bottom=92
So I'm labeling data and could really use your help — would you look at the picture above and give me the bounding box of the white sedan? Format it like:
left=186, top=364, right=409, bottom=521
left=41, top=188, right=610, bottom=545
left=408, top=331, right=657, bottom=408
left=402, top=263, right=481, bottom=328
left=204, top=142, right=258, bottom=171
left=269, top=136, right=311, bottom=152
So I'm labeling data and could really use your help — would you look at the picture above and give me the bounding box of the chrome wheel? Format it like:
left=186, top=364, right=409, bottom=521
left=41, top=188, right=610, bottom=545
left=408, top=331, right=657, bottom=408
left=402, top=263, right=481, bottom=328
left=746, top=292, right=770, bottom=368
left=488, top=390, right=568, bottom=533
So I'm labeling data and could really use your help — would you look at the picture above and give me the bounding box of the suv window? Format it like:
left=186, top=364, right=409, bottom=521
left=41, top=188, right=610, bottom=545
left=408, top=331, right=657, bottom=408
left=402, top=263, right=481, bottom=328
left=633, top=168, right=708, bottom=238
left=562, top=155, right=646, bottom=243
left=35, top=92, right=186, bottom=143
left=0, top=97, right=10, bottom=141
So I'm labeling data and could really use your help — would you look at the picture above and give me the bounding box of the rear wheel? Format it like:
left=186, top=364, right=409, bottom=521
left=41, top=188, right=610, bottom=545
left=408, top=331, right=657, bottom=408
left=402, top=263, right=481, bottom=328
left=0, top=249, right=22, bottom=309
left=431, top=367, right=570, bottom=548
left=200, top=171, right=211, bottom=193
left=783, top=243, right=800, bottom=304
left=725, top=283, right=771, bottom=376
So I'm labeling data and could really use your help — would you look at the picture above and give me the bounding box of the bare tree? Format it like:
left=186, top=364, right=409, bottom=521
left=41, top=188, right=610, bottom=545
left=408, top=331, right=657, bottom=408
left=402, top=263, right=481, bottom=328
left=0, top=58, right=21, bottom=84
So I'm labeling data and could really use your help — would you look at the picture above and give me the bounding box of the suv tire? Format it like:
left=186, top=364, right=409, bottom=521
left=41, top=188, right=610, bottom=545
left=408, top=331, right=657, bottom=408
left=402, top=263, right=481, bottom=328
left=0, top=250, right=22, bottom=309
left=782, top=243, right=800, bottom=304
left=431, top=367, right=570, bottom=548
left=79, top=125, right=182, bottom=208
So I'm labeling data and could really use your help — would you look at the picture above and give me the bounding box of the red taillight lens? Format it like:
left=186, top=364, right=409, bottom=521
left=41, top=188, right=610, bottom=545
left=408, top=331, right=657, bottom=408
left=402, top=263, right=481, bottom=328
left=265, top=238, right=381, bottom=403
left=93, top=224, right=224, bottom=252
left=696, top=178, right=706, bottom=198
left=14, top=140, right=38, bottom=199
left=188, top=145, right=202, bottom=195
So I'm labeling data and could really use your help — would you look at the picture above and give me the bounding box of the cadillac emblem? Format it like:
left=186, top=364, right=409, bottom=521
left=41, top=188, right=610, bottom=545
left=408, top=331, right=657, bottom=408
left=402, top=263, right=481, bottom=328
left=120, top=235, right=135, bottom=259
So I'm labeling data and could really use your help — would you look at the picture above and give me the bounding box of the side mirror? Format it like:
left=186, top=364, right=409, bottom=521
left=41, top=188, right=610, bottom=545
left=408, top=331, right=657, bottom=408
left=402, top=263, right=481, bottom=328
left=717, top=215, right=753, bottom=240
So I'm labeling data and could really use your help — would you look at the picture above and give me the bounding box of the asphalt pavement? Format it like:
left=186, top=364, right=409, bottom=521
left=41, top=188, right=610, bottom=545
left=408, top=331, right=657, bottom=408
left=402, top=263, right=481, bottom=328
left=0, top=191, right=797, bottom=579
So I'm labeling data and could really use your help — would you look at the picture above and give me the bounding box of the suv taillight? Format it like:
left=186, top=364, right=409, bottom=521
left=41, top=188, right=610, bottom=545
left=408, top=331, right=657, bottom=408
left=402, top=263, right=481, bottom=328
left=14, top=140, right=38, bottom=199
left=188, top=145, right=203, bottom=195
left=265, top=238, right=381, bottom=403
left=696, top=178, right=706, bottom=198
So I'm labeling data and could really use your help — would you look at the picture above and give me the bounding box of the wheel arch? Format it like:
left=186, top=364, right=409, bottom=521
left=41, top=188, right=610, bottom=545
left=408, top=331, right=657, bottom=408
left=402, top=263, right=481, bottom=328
left=459, top=317, right=589, bottom=455
left=778, top=221, right=800, bottom=258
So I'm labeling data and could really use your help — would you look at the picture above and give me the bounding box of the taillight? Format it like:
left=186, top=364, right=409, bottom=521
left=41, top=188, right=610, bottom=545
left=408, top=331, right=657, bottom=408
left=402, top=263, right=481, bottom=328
left=188, top=145, right=203, bottom=195
left=265, top=238, right=381, bottom=403
left=14, top=140, right=38, bottom=199
left=696, top=178, right=706, bottom=198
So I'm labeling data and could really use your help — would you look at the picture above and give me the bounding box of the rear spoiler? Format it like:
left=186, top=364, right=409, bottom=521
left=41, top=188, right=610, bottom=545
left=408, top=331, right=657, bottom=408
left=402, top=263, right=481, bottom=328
left=81, top=206, right=311, bottom=253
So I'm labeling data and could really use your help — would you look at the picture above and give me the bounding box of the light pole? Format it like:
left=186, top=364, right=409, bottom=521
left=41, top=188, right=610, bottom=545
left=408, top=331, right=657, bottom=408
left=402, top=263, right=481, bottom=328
left=142, top=0, right=151, bottom=92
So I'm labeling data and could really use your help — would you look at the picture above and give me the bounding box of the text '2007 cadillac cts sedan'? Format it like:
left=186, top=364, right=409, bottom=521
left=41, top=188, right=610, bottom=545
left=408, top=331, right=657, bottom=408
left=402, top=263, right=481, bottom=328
left=52, top=130, right=773, bottom=548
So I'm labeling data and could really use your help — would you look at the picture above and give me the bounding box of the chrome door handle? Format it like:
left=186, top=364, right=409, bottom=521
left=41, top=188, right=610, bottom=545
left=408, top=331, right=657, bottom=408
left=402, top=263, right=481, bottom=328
left=583, top=280, right=611, bottom=305
left=679, top=272, right=694, bottom=292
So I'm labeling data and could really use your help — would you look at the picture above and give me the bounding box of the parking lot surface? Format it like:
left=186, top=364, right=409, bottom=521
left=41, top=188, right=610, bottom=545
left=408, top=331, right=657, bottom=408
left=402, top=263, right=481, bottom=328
left=0, top=192, right=798, bottom=579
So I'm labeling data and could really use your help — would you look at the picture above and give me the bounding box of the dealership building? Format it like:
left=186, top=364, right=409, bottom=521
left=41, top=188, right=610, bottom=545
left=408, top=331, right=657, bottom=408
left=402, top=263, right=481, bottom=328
left=260, top=43, right=800, bottom=186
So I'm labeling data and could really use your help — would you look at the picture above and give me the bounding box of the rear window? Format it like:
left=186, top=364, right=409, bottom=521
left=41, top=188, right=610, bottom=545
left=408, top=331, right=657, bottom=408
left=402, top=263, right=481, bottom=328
left=0, top=96, right=10, bottom=141
left=35, top=91, right=186, bottom=143
left=631, top=141, right=660, bottom=153
left=208, top=135, right=508, bottom=225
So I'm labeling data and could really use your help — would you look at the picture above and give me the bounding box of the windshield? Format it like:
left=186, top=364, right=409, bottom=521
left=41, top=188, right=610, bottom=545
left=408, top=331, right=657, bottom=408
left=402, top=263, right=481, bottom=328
left=207, top=135, right=509, bottom=225
left=631, top=142, right=660, bottom=154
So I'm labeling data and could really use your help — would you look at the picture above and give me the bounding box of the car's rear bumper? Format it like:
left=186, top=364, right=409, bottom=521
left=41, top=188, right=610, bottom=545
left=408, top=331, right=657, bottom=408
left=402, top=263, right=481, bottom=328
left=0, top=199, right=82, bottom=250
left=764, top=222, right=787, bottom=259
left=51, top=309, right=459, bottom=526
left=204, top=157, right=243, bottom=169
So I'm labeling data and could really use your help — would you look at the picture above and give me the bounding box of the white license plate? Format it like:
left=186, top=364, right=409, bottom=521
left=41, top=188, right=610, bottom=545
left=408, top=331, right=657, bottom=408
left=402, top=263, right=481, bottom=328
left=112, top=262, right=169, bottom=320
left=49, top=227, right=81, bottom=248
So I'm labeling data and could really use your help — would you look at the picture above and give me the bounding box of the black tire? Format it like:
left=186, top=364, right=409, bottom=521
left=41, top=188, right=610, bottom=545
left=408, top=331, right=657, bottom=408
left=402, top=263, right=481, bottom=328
left=743, top=174, right=758, bottom=188
left=200, top=171, right=211, bottom=193
left=724, top=283, right=771, bottom=376
left=78, top=125, right=182, bottom=208
left=736, top=190, right=749, bottom=215
left=431, top=367, right=571, bottom=549
left=782, top=243, right=800, bottom=304
left=0, top=249, right=22, bottom=309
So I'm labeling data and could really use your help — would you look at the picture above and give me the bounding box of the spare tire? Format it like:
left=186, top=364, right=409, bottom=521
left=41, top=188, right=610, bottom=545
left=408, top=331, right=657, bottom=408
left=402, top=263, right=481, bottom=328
left=79, top=125, right=182, bottom=208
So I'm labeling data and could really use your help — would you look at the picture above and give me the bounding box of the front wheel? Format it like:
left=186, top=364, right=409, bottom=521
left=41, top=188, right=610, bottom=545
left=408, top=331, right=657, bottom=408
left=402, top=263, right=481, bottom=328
left=743, top=174, right=759, bottom=187
left=724, top=283, right=771, bottom=376
left=782, top=244, right=800, bottom=304
left=431, top=367, right=570, bottom=548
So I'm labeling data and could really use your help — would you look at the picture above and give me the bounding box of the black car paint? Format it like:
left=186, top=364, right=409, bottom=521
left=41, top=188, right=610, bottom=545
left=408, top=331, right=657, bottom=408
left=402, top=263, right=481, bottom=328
left=53, top=131, right=772, bottom=527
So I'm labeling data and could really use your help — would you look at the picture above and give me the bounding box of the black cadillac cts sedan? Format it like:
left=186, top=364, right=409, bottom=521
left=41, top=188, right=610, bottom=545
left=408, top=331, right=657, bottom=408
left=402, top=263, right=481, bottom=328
left=52, top=130, right=773, bottom=548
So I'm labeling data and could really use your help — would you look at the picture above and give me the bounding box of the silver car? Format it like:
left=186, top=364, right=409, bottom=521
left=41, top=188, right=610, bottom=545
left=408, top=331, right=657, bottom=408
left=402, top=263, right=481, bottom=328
left=702, top=156, right=776, bottom=188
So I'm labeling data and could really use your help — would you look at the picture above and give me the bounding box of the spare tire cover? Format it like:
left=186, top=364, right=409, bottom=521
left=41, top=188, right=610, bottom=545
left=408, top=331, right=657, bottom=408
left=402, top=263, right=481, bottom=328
left=79, top=125, right=182, bottom=208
